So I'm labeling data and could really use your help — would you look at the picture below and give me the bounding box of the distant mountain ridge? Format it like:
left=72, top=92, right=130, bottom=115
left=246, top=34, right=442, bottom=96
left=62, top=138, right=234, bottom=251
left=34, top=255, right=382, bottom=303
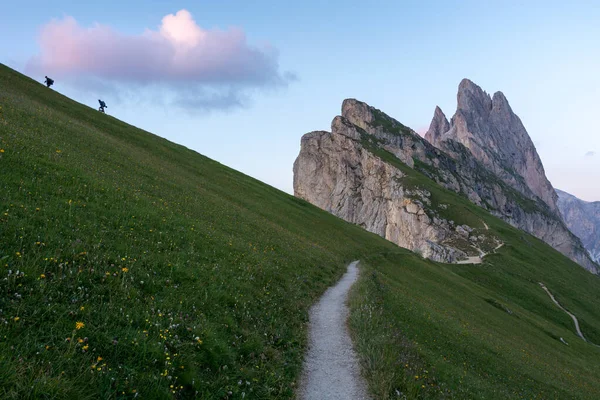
left=294, top=80, right=598, bottom=273
left=557, top=189, right=600, bottom=263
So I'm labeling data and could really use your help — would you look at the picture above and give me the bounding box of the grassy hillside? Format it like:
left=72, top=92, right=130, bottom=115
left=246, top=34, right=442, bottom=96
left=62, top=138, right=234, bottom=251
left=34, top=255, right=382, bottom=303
left=1, top=63, right=600, bottom=400
left=348, top=145, right=600, bottom=399
left=0, top=64, right=397, bottom=398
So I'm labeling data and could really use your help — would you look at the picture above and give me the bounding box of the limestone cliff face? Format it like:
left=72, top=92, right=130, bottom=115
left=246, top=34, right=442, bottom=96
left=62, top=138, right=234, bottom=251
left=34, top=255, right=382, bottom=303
left=293, top=120, right=477, bottom=262
left=557, top=189, right=600, bottom=263
left=425, top=79, right=558, bottom=214
left=294, top=93, right=598, bottom=273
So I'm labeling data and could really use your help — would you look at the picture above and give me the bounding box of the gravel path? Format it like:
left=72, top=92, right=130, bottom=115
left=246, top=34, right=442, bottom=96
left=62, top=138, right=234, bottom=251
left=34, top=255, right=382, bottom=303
left=298, top=261, right=370, bottom=400
left=539, top=282, right=600, bottom=348
left=539, top=282, right=587, bottom=342
left=456, top=242, right=504, bottom=265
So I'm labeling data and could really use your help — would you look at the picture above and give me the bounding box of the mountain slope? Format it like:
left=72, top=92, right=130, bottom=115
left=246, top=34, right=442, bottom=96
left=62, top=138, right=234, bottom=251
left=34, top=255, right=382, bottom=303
left=557, top=189, right=600, bottom=263
left=2, top=64, right=600, bottom=399
left=0, top=64, right=398, bottom=399
left=292, top=100, right=600, bottom=397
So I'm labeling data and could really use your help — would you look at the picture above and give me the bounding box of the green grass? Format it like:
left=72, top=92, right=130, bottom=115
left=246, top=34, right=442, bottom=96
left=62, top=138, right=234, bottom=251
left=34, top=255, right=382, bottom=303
left=369, top=106, right=414, bottom=137
left=349, top=129, right=600, bottom=399
left=2, top=63, right=600, bottom=400
left=0, top=64, right=398, bottom=399
left=348, top=165, right=600, bottom=399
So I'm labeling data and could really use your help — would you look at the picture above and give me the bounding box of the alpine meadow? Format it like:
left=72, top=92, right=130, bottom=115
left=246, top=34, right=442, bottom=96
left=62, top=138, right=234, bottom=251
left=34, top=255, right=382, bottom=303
left=1, top=61, right=600, bottom=400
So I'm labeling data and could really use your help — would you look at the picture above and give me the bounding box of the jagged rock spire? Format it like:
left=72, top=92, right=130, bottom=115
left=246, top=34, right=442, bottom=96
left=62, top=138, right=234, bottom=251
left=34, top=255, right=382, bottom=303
left=424, top=106, right=450, bottom=146
left=425, top=79, right=559, bottom=214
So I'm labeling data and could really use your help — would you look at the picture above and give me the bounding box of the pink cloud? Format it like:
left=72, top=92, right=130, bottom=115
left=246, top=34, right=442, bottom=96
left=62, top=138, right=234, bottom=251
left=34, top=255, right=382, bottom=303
left=27, top=10, right=294, bottom=109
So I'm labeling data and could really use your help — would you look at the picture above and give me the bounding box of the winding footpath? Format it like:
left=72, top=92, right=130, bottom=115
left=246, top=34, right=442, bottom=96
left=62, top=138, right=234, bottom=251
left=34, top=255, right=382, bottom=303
left=455, top=219, right=498, bottom=265
left=539, top=282, right=600, bottom=347
left=298, top=261, right=370, bottom=400
left=456, top=242, right=504, bottom=265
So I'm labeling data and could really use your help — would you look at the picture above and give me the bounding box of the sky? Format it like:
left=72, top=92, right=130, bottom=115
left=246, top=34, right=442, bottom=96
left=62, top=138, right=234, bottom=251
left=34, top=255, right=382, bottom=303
left=1, top=0, right=599, bottom=201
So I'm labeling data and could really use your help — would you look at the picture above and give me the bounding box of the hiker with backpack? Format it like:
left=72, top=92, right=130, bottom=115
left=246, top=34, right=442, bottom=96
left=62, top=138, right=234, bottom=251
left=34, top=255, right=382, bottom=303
left=98, top=100, right=107, bottom=113
left=44, top=76, right=54, bottom=88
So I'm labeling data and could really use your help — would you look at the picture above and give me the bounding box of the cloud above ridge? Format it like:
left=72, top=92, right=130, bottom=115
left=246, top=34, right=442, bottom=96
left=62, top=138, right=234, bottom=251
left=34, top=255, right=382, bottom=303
left=27, top=10, right=295, bottom=110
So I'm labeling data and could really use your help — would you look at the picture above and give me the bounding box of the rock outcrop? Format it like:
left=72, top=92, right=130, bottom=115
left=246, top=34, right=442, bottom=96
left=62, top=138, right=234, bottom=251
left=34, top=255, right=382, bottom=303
left=425, top=79, right=558, bottom=214
left=294, top=85, right=598, bottom=273
left=294, top=122, right=483, bottom=262
left=556, top=189, right=600, bottom=263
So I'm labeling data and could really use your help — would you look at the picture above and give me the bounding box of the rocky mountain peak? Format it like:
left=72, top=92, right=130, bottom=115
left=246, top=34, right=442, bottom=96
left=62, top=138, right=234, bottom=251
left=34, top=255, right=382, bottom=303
left=491, top=90, right=509, bottom=108
left=294, top=97, right=598, bottom=273
left=426, top=79, right=559, bottom=214
left=341, top=98, right=373, bottom=129
left=424, top=106, right=450, bottom=145
left=457, top=78, right=492, bottom=113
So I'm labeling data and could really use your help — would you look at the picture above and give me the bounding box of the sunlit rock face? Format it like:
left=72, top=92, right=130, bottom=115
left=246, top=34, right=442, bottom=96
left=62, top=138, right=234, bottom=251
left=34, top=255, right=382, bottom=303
left=294, top=84, right=598, bottom=272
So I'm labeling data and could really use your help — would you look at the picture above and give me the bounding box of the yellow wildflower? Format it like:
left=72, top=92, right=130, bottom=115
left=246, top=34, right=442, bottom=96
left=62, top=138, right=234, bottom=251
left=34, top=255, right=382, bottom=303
left=75, top=321, right=85, bottom=330
left=40, top=274, right=46, bottom=279
left=13, top=317, right=20, bottom=322
left=78, top=338, right=84, bottom=344
left=0, top=149, right=4, bottom=153
left=121, top=267, right=128, bottom=273
left=82, top=345, right=89, bottom=351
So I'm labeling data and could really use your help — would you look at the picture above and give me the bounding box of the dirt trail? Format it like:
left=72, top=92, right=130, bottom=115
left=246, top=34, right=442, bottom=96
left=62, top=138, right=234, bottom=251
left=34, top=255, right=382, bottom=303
left=539, top=282, right=588, bottom=342
left=456, top=242, right=504, bottom=265
left=298, top=261, right=370, bottom=400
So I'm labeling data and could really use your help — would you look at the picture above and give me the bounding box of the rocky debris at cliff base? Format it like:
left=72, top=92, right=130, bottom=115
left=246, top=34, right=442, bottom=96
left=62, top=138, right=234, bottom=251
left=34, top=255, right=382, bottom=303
left=455, top=240, right=504, bottom=265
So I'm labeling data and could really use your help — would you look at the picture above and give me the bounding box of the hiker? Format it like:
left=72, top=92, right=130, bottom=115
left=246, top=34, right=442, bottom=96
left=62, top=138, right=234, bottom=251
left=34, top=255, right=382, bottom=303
left=98, top=99, right=107, bottom=113
left=44, top=76, right=54, bottom=88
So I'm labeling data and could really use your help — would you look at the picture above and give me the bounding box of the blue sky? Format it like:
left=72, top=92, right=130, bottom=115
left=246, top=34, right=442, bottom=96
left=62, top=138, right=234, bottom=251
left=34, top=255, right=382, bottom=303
left=2, top=0, right=599, bottom=201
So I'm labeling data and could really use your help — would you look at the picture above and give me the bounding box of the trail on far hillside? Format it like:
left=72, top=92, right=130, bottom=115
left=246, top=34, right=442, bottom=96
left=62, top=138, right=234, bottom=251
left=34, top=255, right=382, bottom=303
left=539, top=282, right=600, bottom=347
left=298, top=261, right=370, bottom=400
left=456, top=242, right=504, bottom=265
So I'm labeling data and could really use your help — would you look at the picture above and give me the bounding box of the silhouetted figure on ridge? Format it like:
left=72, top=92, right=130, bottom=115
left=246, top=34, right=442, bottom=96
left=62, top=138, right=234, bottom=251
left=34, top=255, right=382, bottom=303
left=44, top=76, right=54, bottom=88
left=98, top=100, right=107, bottom=113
